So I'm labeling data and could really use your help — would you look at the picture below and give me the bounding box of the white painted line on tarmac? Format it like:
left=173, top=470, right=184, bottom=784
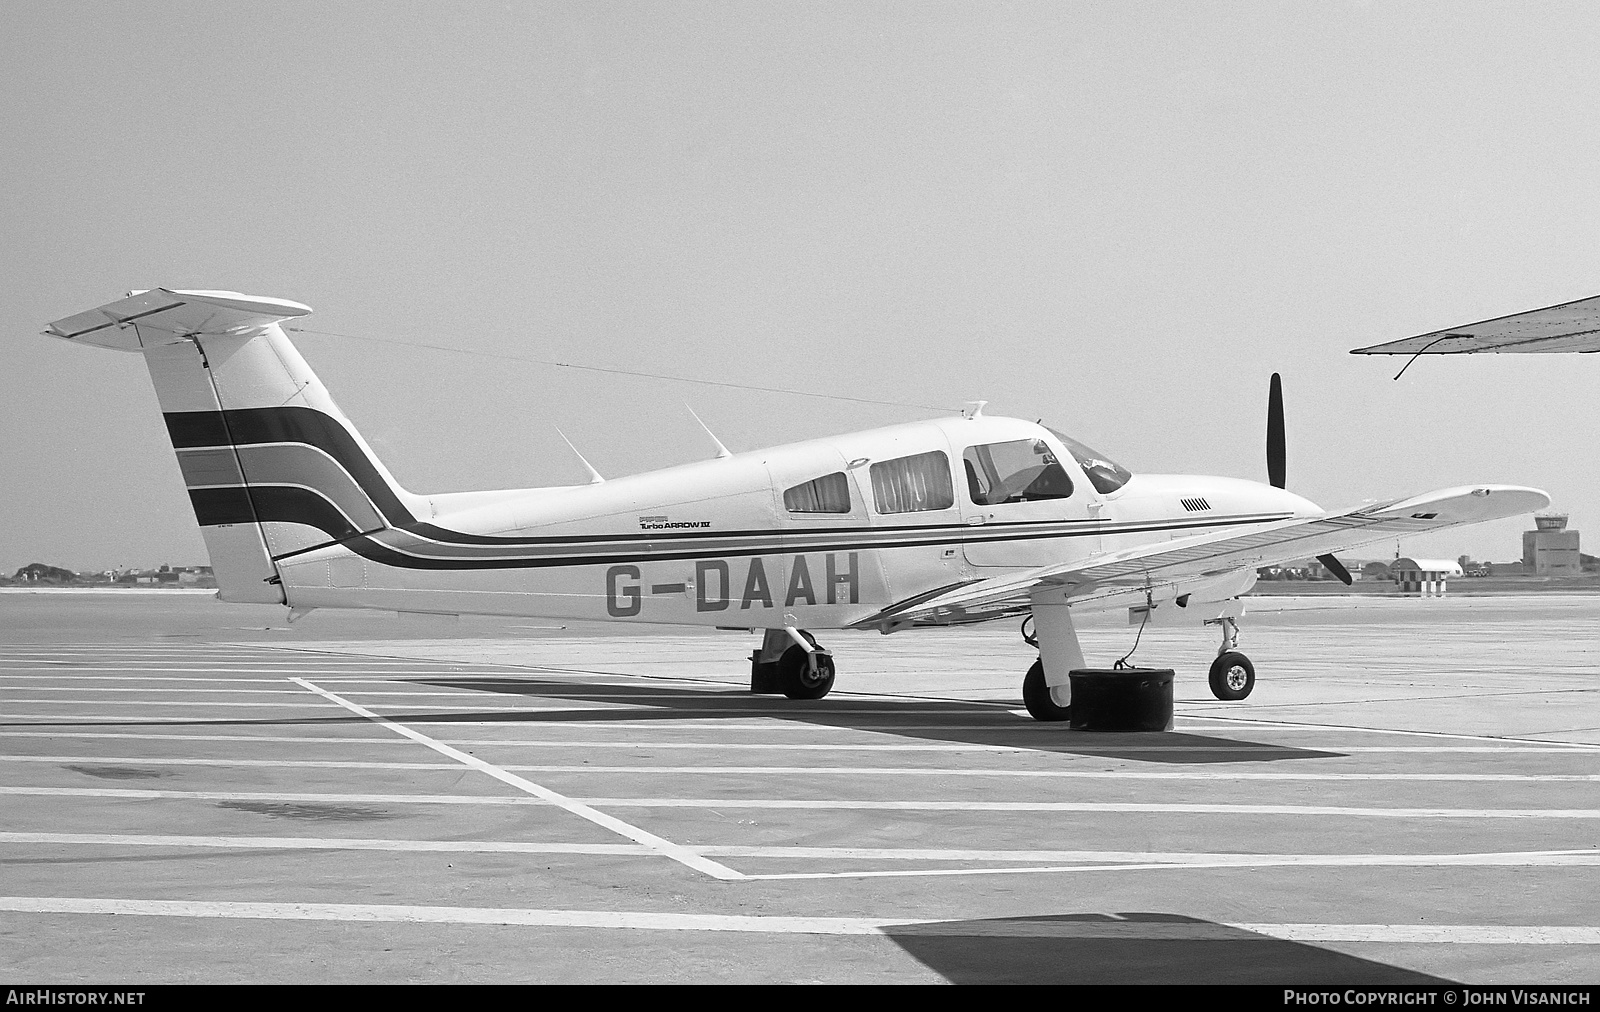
left=737, top=851, right=1600, bottom=881
left=699, top=846, right=1600, bottom=865
left=4, top=755, right=461, bottom=770
left=0, top=897, right=896, bottom=933
left=0, top=698, right=946, bottom=712
left=18, top=781, right=1599, bottom=818
left=1180, top=717, right=1600, bottom=749
left=441, top=742, right=1600, bottom=754
left=0, top=706, right=632, bottom=723
left=577, top=798, right=1600, bottom=818
left=27, top=785, right=1588, bottom=820
left=18, top=755, right=1593, bottom=782
left=0, top=786, right=540, bottom=804
left=4, top=833, right=1596, bottom=872
left=324, top=764, right=1600, bottom=782
left=0, top=667, right=500, bottom=675
left=0, top=699, right=351, bottom=708
left=289, top=677, right=744, bottom=881
left=1236, top=924, right=1600, bottom=945
left=0, top=687, right=499, bottom=696
left=0, top=678, right=548, bottom=689
left=22, top=785, right=1575, bottom=820
left=0, top=731, right=452, bottom=745
left=7, top=730, right=1590, bottom=754
left=0, top=832, right=647, bottom=855
left=1, top=701, right=633, bottom=712
left=0, top=897, right=1594, bottom=944
left=10, top=753, right=1600, bottom=781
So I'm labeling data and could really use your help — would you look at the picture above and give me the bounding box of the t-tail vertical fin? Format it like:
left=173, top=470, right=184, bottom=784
left=45, top=289, right=422, bottom=604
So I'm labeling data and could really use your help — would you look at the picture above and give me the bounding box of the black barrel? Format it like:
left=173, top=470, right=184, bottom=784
left=1067, top=668, right=1175, bottom=731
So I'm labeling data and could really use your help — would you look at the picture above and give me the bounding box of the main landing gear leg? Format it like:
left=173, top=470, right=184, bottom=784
left=1022, top=592, right=1084, bottom=722
left=750, top=627, right=835, bottom=700
left=1207, top=615, right=1255, bottom=701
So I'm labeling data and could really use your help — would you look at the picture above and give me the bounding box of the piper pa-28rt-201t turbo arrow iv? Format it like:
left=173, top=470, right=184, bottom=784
left=45, top=290, right=1550, bottom=720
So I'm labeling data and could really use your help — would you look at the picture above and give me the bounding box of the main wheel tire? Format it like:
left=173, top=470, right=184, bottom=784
left=778, top=640, right=835, bottom=700
left=1208, top=651, right=1255, bottom=700
left=1022, top=659, right=1071, bottom=722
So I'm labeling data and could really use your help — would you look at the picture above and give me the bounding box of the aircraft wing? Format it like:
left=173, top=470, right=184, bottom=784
left=44, top=289, right=312, bottom=352
left=854, top=485, right=1548, bottom=628
left=1351, top=294, right=1600, bottom=355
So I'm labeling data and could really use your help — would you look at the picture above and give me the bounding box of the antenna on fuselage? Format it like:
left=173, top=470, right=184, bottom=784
left=554, top=427, right=606, bottom=484
left=685, top=404, right=732, bottom=459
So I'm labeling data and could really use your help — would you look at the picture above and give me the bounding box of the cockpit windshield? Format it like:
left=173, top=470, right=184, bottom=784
left=1045, top=427, right=1134, bottom=495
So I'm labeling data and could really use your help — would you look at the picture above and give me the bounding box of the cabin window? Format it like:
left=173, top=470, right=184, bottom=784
left=784, top=472, right=852, bottom=513
left=963, top=439, right=1074, bottom=505
left=1046, top=428, right=1134, bottom=495
left=870, top=451, right=954, bottom=514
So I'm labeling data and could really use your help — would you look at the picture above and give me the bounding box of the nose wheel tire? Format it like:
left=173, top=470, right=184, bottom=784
left=778, top=640, right=835, bottom=699
left=1022, top=660, right=1071, bottom=722
left=1208, top=652, right=1255, bottom=701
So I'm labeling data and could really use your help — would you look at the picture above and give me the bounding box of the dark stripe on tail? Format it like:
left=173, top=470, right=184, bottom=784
left=189, top=486, right=370, bottom=541
left=165, top=407, right=414, bottom=526
left=186, top=487, right=259, bottom=527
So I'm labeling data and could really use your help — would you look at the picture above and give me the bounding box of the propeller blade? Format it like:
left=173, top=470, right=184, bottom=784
left=1317, top=553, right=1353, bottom=586
left=1267, top=372, right=1286, bottom=489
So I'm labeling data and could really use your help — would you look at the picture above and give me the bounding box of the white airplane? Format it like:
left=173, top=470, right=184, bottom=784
left=44, top=289, right=1551, bottom=720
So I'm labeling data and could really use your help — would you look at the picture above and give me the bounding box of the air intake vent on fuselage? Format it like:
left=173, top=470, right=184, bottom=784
left=1180, top=497, right=1212, bottom=512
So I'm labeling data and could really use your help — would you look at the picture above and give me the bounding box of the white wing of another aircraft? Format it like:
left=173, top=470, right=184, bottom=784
left=859, top=485, right=1546, bottom=628
left=1351, top=294, right=1600, bottom=355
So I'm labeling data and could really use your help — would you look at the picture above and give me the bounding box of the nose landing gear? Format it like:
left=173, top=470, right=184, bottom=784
left=1206, top=616, right=1255, bottom=700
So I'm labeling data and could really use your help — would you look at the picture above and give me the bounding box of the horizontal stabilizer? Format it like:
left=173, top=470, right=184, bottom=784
left=1352, top=294, right=1600, bottom=355
left=44, top=289, right=313, bottom=352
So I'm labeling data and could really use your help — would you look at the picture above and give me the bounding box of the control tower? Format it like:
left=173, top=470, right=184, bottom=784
left=1522, top=514, right=1581, bottom=576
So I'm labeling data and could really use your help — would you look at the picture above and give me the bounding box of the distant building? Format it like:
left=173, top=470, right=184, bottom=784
left=1392, top=557, right=1462, bottom=597
left=1361, top=560, right=1393, bottom=580
left=1523, top=514, right=1581, bottom=576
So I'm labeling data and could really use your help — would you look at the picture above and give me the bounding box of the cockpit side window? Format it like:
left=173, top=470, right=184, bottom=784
left=783, top=472, right=851, bottom=514
left=1046, top=427, right=1134, bottom=495
left=963, top=439, right=1075, bottom=506
left=870, top=451, right=954, bottom=514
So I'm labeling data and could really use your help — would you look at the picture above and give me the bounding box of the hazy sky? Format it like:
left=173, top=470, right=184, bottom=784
left=7, top=1, right=1600, bottom=573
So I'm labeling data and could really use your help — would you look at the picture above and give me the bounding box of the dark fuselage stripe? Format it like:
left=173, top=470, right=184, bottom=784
left=315, top=514, right=1280, bottom=571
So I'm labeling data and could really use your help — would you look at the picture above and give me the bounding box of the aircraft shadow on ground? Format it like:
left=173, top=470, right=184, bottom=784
left=397, top=675, right=1341, bottom=763
left=881, top=913, right=1453, bottom=985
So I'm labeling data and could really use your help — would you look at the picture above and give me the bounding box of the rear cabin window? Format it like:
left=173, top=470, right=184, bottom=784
left=783, top=472, right=852, bottom=514
left=870, top=451, right=954, bottom=514
left=963, top=439, right=1075, bottom=505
